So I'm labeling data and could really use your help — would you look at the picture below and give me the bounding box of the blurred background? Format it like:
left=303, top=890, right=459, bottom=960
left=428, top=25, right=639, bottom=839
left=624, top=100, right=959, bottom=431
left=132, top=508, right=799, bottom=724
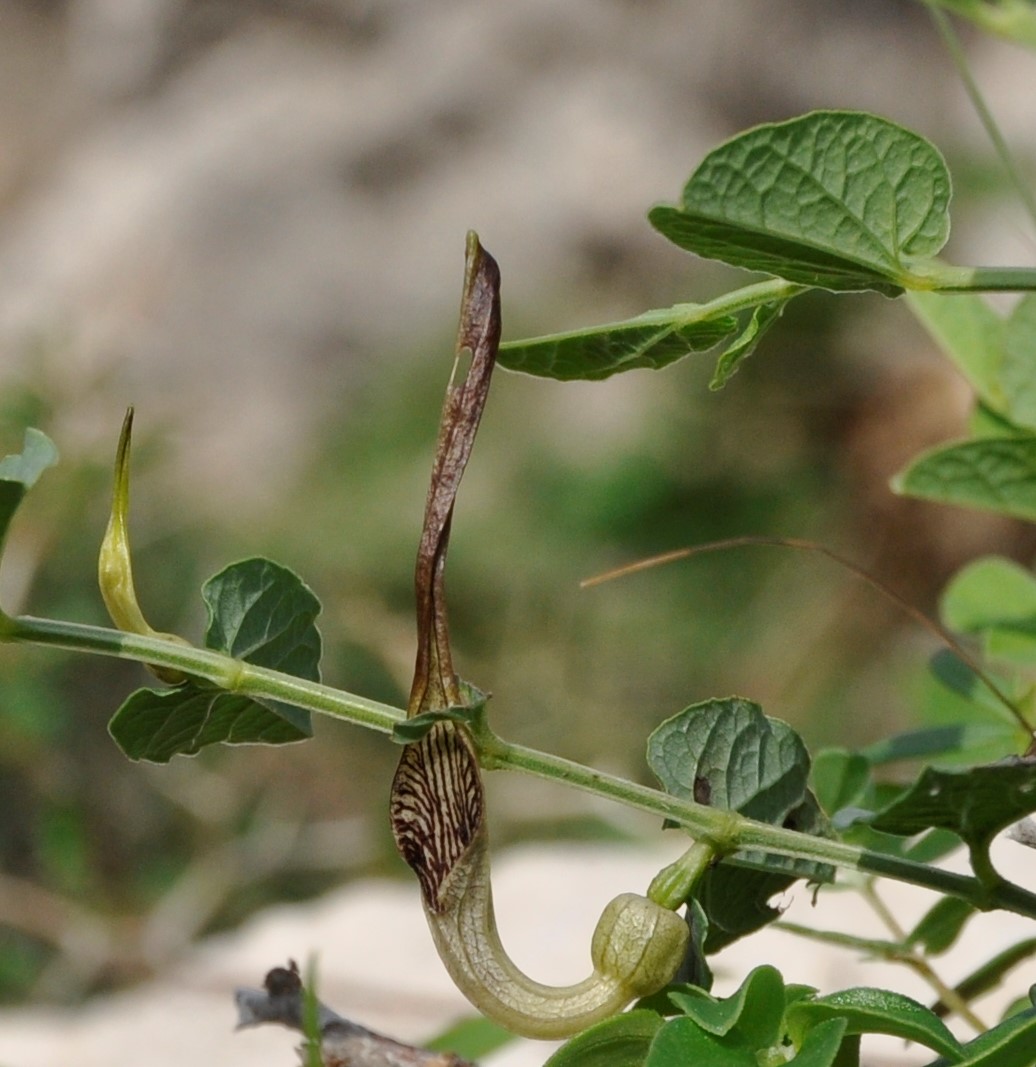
left=0, top=0, right=1034, bottom=1020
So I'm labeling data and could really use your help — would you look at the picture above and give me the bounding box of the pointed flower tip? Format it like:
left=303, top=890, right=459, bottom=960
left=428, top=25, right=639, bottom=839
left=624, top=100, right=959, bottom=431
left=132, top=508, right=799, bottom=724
left=462, top=231, right=481, bottom=301
left=462, top=231, right=501, bottom=301
left=112, top=407, right=134, bottom=507
left=99, top=406, right=188, bottom=684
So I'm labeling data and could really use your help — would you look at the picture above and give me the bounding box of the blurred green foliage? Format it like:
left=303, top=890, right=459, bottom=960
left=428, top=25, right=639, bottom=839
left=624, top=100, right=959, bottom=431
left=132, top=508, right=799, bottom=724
left=0, top=271, right=1031, bottom=1006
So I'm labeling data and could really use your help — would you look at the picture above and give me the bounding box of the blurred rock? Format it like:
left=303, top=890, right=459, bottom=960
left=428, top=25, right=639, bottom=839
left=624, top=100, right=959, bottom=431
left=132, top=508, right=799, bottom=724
left=0, top=0, right=961, bottom=509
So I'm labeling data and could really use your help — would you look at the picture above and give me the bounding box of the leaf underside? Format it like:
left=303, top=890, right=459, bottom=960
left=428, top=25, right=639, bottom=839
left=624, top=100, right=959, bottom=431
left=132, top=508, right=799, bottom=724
left=868, top=757, right=1036, bottom=851
left=498, top=310, right=737, bottom=381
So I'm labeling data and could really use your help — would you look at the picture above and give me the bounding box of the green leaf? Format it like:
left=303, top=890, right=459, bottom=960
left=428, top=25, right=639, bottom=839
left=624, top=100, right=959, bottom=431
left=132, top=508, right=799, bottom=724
left=950, top=556, right=1036, bottom=632
left=830, top=1033, right=861, bottom=1067
left=905, top=896, right=976, bottom=956
left=1000, top=995, right=1035, bottom=1023
left=648, top=697, right=833, bottom=875
left=970, top=401, right=1028, bottom=439
left=682, top=897, right=712, bottom=991
left=649, top=697, right=811, bottom=826
left=860, top=722, right=1017, bottom=765
left=787, top=988, right=962, bottom=1061
left=497, top=306, right=737, bottom=381
left=423, top=1016, right=515, bottom=1060
left=811, top=749, right=871, bottom=815
left=0, top=428, right=58, bottom=561
left=544, top=1010, right=664, bottom=1067
left=930, top=1007, right=1036, bottom=1067
left=999, top=295, right=1036, bottom=430
left=926, top=651, right=1025, bottom=737
left=925, top=1, right=1036, bottom=48
left=908, top=293, right=1036, bottom=433
left=907, top=293, right=1005, bottom=409
left=941, top=557, right=1036, bottom=667
left=668, top=966, right=784, bottom=1047
left=645, top=1016, right=757, bottom=1067
left=635, top=982, right=700, bottom=1018
left=695, top=866, right=803, bottom=952
left=109, top=687, right=310, bottom=761
left=903, top=827, right=969, bottom=864
left=648, top=698, right=834, bottom=951
left=934, top=939, right=1036, bottom=1016
left=649, top=111, right=951, bottom=294
left=788, top=1018, right=850, bottom=1067
left=109, top=558, right=320, bottom=761
left=893, top=434, right=1036, bottom=521
left=709, top=300, right=789, bottom=390
left=202, top=557, right=321, bottom=732
left=868, top=757, right=1036, bottom=852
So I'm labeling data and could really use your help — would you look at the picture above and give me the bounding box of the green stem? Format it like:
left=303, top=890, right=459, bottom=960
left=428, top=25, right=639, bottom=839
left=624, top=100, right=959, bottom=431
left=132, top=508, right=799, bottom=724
left=478, top=732, right=1036, bottom=918
left=648, top=840, right=717, bottom=909
left=4, top=615, right=403, bottom=735
left=926, top=1, right=1036, bottom=231
left=776, top=920, right=906, bottom=959
left=674, top=279, right=806, bottom=321
left=8, top=614, right=1036, bottom=921
left=778, top=915, right=986, bottom=1030
left=918, top=264, right=1036, bottom=292
left=919, top=1, right=1036, bottom=55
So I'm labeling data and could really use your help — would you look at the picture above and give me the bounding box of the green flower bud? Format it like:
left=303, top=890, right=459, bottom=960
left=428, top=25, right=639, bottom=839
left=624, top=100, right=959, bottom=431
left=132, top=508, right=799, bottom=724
left=98, top=408, right=188, bottom=684
left=590, top=892, right=689, bottom=998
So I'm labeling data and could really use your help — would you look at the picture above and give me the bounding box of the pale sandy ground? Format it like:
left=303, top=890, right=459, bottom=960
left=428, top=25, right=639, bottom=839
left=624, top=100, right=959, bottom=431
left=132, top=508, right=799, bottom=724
left=2, top=836, right=1035, bottom=1067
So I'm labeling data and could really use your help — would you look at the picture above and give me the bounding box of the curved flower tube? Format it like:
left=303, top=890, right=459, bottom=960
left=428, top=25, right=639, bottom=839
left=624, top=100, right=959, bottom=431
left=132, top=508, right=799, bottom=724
left=390, top=234, right=688, bottom=1039
left=392, top=722, right=689, bottom=1039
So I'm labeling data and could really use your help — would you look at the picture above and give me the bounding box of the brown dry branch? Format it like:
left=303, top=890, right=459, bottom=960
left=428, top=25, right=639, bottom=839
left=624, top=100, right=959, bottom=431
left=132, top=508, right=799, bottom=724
left=235, top=960, right=475, bottom=1067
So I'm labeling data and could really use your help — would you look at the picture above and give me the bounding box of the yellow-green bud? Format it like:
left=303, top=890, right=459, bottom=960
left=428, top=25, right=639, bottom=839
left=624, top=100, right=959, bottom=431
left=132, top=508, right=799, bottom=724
left=98, top=408, right=188, bottom=684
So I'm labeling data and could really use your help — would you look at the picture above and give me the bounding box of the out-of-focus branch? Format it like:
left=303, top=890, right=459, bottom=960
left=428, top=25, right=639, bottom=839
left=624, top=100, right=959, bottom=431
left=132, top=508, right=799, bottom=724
left=236, top=961, right=476, bottom=1067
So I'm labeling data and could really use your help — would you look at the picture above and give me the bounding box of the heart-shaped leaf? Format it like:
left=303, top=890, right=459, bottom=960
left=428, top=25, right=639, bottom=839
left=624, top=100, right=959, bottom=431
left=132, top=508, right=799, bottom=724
left=109, top=558, right=321, bottom=761
left=648, top=697, right=812, bottom=825
left=108, top=687, right=311, bottom=761
left=940, top=556, right=1036, bottom=668
left=202, top=557, right=321, bottom=731
left=650, top=111, right=951, bottom=295
left=648, top=698, right=834, bottom=950
left=893, top=435, right=1036, bottom=521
